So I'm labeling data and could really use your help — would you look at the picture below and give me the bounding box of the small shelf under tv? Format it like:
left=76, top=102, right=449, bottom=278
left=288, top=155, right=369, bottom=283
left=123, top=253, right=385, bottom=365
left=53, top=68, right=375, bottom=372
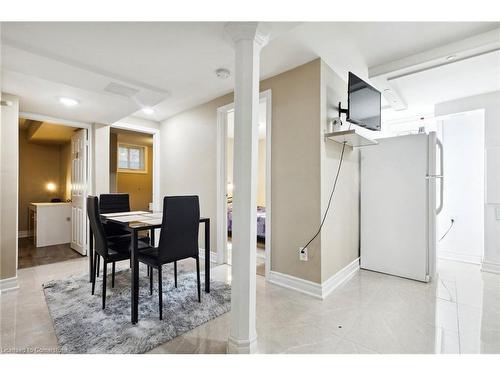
left=324, top=129, right=378, bottom=148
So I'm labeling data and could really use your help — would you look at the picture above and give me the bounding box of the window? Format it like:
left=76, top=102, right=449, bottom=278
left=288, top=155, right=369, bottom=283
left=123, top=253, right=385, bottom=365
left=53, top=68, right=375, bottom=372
left=117, top=144, right=147, bottom=173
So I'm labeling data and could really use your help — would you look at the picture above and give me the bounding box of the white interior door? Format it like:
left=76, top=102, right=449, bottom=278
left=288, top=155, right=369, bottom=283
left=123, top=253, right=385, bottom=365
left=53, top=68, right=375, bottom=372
left=360, top=133, right=434, bottom=282
left=71, top=129, right=87, bottom=255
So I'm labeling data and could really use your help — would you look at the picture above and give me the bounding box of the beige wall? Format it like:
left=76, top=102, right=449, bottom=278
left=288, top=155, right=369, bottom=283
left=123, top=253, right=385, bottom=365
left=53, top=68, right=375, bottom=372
left=227, top=137, right=266, bottom=207
left=161, top=59, right=324, bottom=282
left=1, top=93, right=19, bottom=281
left=319, top=60, right=360, bottom=283
left=257, top=139, right=266, bottom=207
left=18, top=130, right=72, bottom=231
left=260, top=60, right=323, bottom=282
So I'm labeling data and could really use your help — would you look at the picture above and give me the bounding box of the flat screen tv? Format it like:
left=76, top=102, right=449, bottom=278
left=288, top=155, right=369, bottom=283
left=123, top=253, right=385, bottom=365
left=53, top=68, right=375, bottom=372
left=347, top=72, right=381, bottom=131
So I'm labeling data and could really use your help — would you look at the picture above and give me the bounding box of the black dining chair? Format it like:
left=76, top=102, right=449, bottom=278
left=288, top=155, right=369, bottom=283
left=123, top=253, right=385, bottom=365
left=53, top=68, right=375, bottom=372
left=96, top=193, right=153, bottom=277
left=138, top=196, right=201, bottom=320
left=99, top=193, right=132, bottom=238
left=87, top=196, right=152, bottom=309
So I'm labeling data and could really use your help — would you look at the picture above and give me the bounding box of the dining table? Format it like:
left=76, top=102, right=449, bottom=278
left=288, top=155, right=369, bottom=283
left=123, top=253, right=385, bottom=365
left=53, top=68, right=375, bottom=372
left=88, top=210, right=210, bottom=324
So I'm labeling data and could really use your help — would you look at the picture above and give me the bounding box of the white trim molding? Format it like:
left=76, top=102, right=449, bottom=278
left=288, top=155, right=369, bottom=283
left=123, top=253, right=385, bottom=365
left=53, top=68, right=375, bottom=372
left=438, top=251, right=482, bottom=265
left=268, top=258, right=360, bottom=300
left=215, top=90, right=273, bottom=277
left=268, top=271, right=323, bottom=299
left=481, top=260, right=500, bottom=274
left=0, top=276, right=19, bottom=293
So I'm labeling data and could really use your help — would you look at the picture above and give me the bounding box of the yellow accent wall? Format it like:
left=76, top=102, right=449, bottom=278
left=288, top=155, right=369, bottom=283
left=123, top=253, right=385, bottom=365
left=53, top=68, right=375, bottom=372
left=109, top=131, right=153, bottom=211
left=18, top=129, right=72, bottom=232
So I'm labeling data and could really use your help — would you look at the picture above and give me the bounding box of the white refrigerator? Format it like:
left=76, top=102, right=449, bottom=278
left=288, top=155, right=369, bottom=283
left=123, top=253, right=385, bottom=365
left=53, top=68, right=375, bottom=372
left=360, top=132, right=443, bottom=282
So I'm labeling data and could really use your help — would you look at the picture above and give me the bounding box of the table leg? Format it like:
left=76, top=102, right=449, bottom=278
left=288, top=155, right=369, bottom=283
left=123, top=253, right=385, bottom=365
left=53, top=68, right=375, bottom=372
left=150, top=228, right=155, bottom=247
left=89, top=227, right=94, bottom=283
left=131, top=230, right=139, bottom=324
left=204, top=219, right=210, bottom=293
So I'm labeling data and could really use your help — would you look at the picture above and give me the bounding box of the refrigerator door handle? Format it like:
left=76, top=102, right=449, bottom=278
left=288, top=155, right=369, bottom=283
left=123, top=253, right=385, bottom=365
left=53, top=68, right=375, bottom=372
left=436, top=138, right=444, bottom=215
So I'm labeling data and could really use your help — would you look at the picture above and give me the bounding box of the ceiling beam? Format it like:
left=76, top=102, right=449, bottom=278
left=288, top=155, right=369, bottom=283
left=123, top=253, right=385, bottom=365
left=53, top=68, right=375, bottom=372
left=369, top=27, right=500, bottom=79
left=368, top=27, right=500, bottom=111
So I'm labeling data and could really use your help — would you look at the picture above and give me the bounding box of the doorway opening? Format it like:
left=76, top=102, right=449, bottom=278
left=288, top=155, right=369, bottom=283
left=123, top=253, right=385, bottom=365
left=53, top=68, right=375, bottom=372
left=17, top=117, right=89, bottom=269
left=436, top=110, right=485, bottom=264
left=216, top=90, right=272, bottom=278
left=109, top=128, right=154, bottom=212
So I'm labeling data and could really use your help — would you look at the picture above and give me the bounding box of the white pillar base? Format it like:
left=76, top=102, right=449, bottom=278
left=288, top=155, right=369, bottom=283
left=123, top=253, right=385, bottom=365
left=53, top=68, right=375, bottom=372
left=227, top=336, right=259, bottom=354
left=0, top=276, right=19, bottom=293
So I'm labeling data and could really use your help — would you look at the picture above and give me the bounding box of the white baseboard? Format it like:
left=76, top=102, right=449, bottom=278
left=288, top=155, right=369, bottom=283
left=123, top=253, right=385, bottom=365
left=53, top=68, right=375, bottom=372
left=18, top=230, right=29, bottom=238
left=268, top=258, right=360, bottom=300
left=198, top=248, right=218, bottom=264
left=438, top=251, right=481, bottom=265
left=268, top=270, right=323, bottom=299
left=0, top=276, right=19, bottom=293
left=481, top=260, right=500, bottom=274
left=321, top=258, right=360, bottom=298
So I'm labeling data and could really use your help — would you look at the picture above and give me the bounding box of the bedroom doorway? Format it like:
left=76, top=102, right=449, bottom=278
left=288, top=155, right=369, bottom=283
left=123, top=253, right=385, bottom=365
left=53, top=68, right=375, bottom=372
left=216, top=90, right=272, bottom=278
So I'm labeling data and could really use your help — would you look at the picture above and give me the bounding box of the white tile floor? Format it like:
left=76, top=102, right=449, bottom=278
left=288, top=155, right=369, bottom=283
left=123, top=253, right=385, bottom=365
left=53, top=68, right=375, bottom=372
left=1, top=257, right=499, bottom=354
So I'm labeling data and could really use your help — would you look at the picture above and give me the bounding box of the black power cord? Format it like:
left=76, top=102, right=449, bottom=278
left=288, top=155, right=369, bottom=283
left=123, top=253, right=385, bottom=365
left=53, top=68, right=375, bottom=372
left=439, top=218, right=455, bottom=242
left=301, top=124, right=350, bottom=254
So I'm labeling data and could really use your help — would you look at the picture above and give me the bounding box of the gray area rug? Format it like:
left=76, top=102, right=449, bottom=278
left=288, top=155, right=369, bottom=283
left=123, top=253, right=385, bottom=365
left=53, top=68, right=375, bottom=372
left=43, top=264, right=231, bottom=353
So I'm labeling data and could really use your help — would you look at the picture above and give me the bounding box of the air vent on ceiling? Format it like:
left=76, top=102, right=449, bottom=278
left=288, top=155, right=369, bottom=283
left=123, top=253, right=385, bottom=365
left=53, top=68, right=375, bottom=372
left=104, top=82, right=140, bottom=98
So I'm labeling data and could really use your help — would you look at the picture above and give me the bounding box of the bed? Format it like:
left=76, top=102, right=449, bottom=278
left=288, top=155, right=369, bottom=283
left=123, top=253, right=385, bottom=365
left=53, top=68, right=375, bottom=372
left=227, top=204, right=266, bottom=241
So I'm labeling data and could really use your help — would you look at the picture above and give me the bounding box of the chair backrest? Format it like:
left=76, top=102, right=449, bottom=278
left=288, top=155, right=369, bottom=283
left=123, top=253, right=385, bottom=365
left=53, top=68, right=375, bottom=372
left=99, top=194, right=130, bottom=214
left=87, top=196, right=109, bottom=256
left=158, top=196, right=200, bottom=262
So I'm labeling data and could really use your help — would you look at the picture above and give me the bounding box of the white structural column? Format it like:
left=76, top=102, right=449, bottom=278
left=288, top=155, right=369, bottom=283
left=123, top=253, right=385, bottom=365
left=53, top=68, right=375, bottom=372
left=225, top=22, right=269, bottom=354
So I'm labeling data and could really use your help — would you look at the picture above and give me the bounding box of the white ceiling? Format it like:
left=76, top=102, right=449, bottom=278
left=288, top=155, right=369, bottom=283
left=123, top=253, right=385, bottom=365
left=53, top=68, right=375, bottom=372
left=1, top=22, right=499, bottom=125
left=388, top=50, right=500, bottom=116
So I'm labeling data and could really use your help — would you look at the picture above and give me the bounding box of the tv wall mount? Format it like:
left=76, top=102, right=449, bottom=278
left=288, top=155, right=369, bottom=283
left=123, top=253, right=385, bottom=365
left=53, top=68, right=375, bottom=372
left=338, top=101, right=348, bottom=118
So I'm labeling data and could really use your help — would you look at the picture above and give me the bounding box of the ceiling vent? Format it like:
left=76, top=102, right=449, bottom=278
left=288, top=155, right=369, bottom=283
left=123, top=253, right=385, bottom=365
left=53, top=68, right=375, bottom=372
left=104, top=82, right=140, bottom=98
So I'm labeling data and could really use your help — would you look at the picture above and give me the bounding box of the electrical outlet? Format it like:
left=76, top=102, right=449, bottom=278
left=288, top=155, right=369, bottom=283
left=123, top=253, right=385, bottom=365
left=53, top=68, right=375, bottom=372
left=299, top=247, right=308, bottom=261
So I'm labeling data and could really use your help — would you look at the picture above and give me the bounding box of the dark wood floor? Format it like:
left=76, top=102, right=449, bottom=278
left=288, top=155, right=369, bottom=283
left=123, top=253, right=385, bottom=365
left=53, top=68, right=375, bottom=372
left=18, top=237, right=83, bottom=269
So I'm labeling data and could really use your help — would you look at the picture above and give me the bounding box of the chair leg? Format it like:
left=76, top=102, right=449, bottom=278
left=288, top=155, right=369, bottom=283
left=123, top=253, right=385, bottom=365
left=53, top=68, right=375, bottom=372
left=91, top=253, right=98, bottom=295
left=150, top=266, right=153, bottom=295
left=112, top=262, right=116, bottom=288
left=147, top=266, right=150, bottom=277
left=174, top=261, right=178, bottom=288
left=158, top=265, right=163, bottom=320
left=97, top=256, right=100, bottom=278
left=102, top=262, right=107, bottom=309
left=196, top=256, right=201, bottom=303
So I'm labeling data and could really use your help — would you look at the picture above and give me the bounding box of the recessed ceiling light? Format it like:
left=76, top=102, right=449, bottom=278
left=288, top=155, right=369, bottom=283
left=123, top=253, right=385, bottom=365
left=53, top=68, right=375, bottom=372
left=215, top=68, right=231, bottom=79
left=142, top=107, right=155, bottom=115
left=446, top=55, right=457, bottom=61
left=58, top=97, right=79, bottom=106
